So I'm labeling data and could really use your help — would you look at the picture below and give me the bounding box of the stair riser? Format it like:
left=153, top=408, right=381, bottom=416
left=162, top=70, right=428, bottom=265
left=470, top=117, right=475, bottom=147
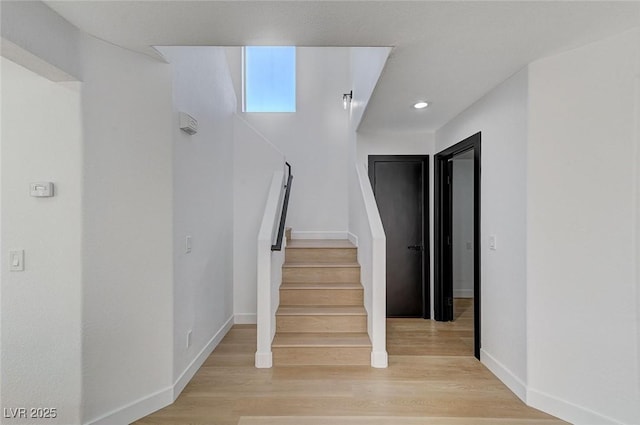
left=273, top=347, right=370, bottom=366
left=283, top=267, right=360, bottom=283
left=286, top=248, right=357, bottom=264
left=277, top=315, right=367, bottom=333
left=280, top=289, right=363, bottom=306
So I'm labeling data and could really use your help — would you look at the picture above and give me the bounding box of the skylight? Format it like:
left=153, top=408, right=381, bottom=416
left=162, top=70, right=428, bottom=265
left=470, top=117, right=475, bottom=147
left=244, top=46, right=296, bottom=113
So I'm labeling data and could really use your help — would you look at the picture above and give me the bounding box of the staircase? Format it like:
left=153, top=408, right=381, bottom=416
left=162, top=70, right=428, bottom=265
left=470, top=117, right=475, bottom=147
left=272, top=235, right=371, bottom=366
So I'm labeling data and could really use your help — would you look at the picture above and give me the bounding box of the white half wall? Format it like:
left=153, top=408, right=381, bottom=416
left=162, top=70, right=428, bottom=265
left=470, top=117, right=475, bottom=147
left=80, top=35, right=174, bottom=424
left=527, top=27, right=640, bottom=425
left=1, top=57, right=83, bottom=425
left=436, top=67, right=529, bottom=399
left=156, top=46, right=236, bottom=390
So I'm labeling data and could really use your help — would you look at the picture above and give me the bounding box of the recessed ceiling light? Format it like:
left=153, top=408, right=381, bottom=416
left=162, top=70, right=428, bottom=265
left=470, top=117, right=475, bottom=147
left=413, top=101, right=429, bottom=109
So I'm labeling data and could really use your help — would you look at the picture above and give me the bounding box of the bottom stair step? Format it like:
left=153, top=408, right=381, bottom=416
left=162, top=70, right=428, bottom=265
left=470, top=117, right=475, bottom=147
left=272, top=332, right=371, bottom=366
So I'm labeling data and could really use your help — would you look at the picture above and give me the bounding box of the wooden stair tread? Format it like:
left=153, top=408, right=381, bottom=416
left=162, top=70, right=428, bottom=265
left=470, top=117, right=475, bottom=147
left=287, top=239, right=356, bottom=249
left=272, top=332, right=371, bottom=348
left=283, top=262, right=360, bottom=268
left=277, top=306, right=366, bottom=315
left=274, top=232, right=368, bottom=366
left=280, top=282, right=362, bottom=290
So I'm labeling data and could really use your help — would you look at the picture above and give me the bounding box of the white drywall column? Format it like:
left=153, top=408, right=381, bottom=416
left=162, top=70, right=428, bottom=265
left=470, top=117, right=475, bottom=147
left=527, top=28, right=640, bottom=424
left=1, top=57, right=83, bottom=425
left=436, top=68, right=529, bottom=399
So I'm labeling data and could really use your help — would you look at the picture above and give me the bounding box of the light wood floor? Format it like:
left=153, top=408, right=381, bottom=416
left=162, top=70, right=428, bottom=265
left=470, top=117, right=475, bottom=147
left=135, top=299, right=566, bottom=425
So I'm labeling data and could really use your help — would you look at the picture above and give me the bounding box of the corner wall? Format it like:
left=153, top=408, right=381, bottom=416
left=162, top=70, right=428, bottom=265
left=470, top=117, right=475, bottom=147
left=156, top=46, right=237, bottom=395
left=436, top=68, right=529, bottom=399
left=527, top=27, right=640, bottom=424
left=80, top=34, right=174, bottom=424
left=436, top=26, right=640, bottom=425
left=1, top=57, right=83, bottom=425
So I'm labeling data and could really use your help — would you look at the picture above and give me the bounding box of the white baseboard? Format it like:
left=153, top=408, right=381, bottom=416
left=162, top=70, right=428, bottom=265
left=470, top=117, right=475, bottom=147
left=234, top=313, right=257, bottom=324
left=371, top=350, right=388, bottom=368
left=480, top=349, right=526, bottom=402
left=453, top=289, right=473, bottom=298
left=85, top=316, right=234, bottom=425
left=347, top=232, right=358, bottom=246
left=291, top=231, right=349, bottom=240
left=85, top=386, right=173, bottom=425
left=173, top=315, right=234, bottom=399
left=527, top=388, right=625, bottom=425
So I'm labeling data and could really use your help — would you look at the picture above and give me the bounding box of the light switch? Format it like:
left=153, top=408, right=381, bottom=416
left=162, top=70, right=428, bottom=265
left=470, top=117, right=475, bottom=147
left=185, top=236, right=192, bottom=254
left=489, top=235, right=497, bottom=251
left=9, top=250, right=24, bottom=271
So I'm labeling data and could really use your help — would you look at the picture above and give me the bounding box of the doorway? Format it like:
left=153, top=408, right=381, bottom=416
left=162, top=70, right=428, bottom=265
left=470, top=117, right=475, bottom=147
left=435, top=133, right=481, bottom=359
left=368, top=155, right=430, bottom=318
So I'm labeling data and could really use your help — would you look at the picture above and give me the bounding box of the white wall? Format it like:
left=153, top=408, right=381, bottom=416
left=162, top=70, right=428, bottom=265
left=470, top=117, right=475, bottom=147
left=233, top=116, right=285, bottom=324
left=156, top=46, right=236, bottom=393
left=0, top=1, right=81, bottom=80
left=452, top=158, right=474, bottom=298
left=80, top=34, right=174, bottom=424
left=436, top=68, right=529, bottom=399
left=349, top=47, right=392, bottom=131
left=239, top=47, right=351, bottom=235
left=357, top=131, right=435, bottom=170
left=636, top=41, right=640, bottom=407
left=527, top=28, right=640, bottom=424
left=1, top=57, right=83, bottom=425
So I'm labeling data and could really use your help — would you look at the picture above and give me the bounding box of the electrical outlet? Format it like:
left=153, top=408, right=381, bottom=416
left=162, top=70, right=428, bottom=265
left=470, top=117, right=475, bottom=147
left=489, top=235, right=497, bottom=251
left=186, top=330, right=192, bottom=348
left=185, top=235, right=192, bottom=254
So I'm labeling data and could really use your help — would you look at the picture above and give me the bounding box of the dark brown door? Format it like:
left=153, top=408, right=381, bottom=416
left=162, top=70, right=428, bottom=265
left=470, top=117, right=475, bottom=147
left=369, top=156, right=429, bottom=318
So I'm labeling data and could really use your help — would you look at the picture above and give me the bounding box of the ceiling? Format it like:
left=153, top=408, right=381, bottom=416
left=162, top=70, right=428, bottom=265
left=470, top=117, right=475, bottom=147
left=45, top=1, right=640, bottom=134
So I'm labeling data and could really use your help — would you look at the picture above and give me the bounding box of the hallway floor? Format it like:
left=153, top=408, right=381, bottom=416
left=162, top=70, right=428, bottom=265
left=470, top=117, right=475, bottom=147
left=135, top=301, right=565, bottom=425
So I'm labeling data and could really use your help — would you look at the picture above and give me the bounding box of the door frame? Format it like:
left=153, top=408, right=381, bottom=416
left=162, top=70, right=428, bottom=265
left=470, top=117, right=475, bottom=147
left=434, top=132, right=481, bottom=359
left=368, top=155, right=431, bottom=319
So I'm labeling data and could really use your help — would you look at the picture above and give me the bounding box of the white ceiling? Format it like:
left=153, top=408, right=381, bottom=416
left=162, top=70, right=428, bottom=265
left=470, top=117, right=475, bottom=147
left=45, top=1, right=640, bottom=133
